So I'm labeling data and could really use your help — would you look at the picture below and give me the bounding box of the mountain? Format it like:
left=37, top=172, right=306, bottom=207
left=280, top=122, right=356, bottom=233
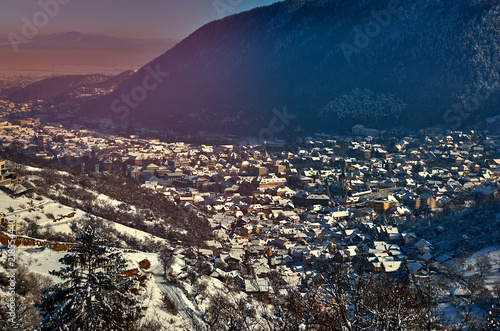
left=91, top=70, right=135, bottom=90
left=0, top=31, right=175, bottom=52
left=8, top=71, right=134, bottom=102
left=82, top=0, right=500, bottom=136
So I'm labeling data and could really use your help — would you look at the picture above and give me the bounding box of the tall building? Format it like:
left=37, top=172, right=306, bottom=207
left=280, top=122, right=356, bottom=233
left=37, top=133, right=48, bottom=152
left=0, top=161, right=19, bottom=186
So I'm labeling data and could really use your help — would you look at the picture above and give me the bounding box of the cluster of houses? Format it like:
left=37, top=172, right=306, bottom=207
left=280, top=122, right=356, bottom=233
left=0, top=99, right=44, bottom=119
left=188, top=194, right=455, bottom=295
left=106, top=128, right=497, bottom=295
left=1, top=119, right=500, bottom=294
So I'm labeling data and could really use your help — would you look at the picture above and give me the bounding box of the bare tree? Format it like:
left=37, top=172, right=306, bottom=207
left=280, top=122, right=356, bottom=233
left=162, top=293, right=179, bottom=316
left=159, top=247, right=175, bottom=275
left=192, top=280, right=208, bottom=305
left=476, top=253, right=493, bottom=277
left=24, top=218, right=41, bottom=238
left=309, top=257, right=446, bottom=330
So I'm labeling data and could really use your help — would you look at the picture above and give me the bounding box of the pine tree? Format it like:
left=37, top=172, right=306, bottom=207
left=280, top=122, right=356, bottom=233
left=36, top=226, right=144, bottom=331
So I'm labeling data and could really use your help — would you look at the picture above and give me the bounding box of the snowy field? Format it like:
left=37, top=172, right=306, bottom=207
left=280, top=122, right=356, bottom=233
left=0, top=189, right=84, bottom=233
left=0, top=189, right=165, bottom=243
left=443, top=245, right=500, bottom=291
left=461, top=245, right=500, bottom=291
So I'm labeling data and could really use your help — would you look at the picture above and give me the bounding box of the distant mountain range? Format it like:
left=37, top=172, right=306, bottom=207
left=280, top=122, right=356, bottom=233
left=68, top=1, right=498, bottom=135
left=0, top=31, right=175, bottom=52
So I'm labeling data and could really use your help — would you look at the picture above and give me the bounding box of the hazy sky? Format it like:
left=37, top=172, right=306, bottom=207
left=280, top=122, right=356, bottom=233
left=0, top=0, right=281, bottom=40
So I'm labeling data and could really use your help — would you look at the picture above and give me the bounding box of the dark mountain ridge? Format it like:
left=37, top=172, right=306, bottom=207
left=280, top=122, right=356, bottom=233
left=8, top=71, right=134, bottom=102
left=79, top=0, right=500, bottom=135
